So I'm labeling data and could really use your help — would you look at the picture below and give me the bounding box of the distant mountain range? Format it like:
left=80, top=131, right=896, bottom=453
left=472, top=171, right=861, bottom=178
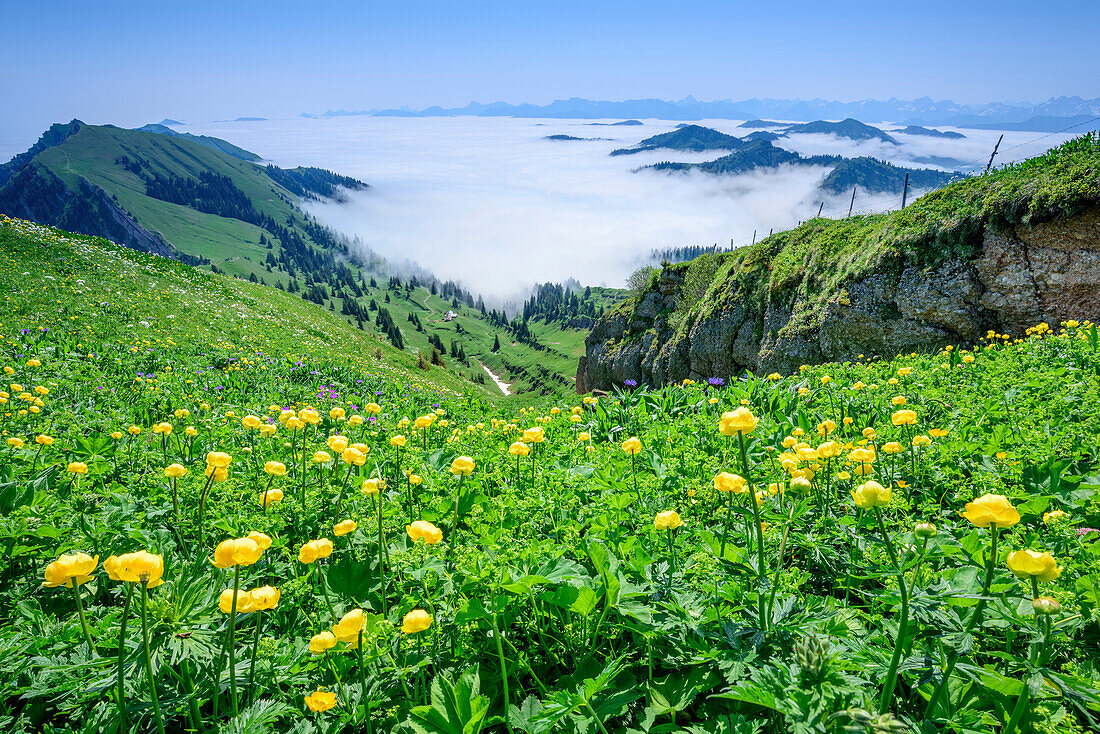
left=304, top=95, right=1100, bottom=131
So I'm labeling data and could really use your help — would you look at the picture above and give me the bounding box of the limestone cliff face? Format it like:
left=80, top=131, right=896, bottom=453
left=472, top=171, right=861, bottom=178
left=578, top=208, right=1100, bottom=391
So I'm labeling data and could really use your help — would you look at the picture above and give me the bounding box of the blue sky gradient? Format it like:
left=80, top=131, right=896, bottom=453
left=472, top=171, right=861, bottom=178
left=2, top=1, right=1097, bottom=150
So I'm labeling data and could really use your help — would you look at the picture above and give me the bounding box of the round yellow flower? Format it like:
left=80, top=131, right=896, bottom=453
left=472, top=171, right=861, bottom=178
left=219, top=588, right=256, bottom=614
left=1006, top=550, right=1062, bottom=583
left=67, top=462, right=89, bottom=475
left=390, top=435, right=406, bottom=447
left=522, top=426, right=545, bottom=443
left=882, top=441, right=904, bottom=454
left=211, top=537, right=263, bottom=568
left=309, top=632, right=337, bottom=655
left=206, top=451, right=232, bottom=469
left=719, top=407, right=757, bottom=436
left=334, top=519, right=357, bottom=536
left=262, top=488, right=283, bottom=507
left=361, top=478, right=383, bottom=496
left=329, top=407, right=346, bottom=420
left=654, top=510, right=683, bottom=530
left=312, top=451, right=332, bottom=464
left=406, top=520, right=443, bottom=544
left=851, top=480, right=891, bottom=509
left=43, top=553, right=98, bottom=588
left=164, top=463, right=187, bottom=478
left=714, top=472, right=746, bottom=493
left=332, top=608, right=366, bottom=643
left=401, top=609, right=433, bottom=634
left=241, top=415, right=262, bottom=430
left=35, top=434, right=54, bottom=446
left=326, top=435, right=349, bottom=453
left=298, top=538, right=334, bottom=564
left=450, top=456, right=475, bottom=476
left=891, top=409, right=917, bottom=426
left=341, top=447, right=366, bottom=466
left=305, top=689, right=337, bottom=712
left=250, top=585, right=280, bottom=610
left=961, top=494, right=1020, bottom=528
left=577, top=432, right=590, bottom=442
left=6, top=437, right=23, bottom=449
left=263, top=461, right=287, bottom=477
left=621, top=436, right=642, bottom=455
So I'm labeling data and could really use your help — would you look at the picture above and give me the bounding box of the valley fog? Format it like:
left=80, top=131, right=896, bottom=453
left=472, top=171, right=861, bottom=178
left=180, top=116, right=1075, bottom=299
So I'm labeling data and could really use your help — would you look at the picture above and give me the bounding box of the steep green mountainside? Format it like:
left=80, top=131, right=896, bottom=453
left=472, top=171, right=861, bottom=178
left=781, top=118, right=899, bottom=144
left=0, top=122, right=621, bottom=396
left=132, top=123, right=262, bottom=161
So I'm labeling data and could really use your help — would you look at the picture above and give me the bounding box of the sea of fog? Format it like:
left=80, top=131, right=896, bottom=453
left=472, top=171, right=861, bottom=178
left=166, top=117, right=1074, bottom=299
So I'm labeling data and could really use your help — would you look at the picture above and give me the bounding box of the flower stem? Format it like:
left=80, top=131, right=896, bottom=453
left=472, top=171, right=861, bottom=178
left=116, top=584, right=133, bottom=734
left=227, top=566, right=241, bottom=718
left=739, top=433, right=767, bottom=631
left=70, top=582, right=94, bottom=649
left=490, top=611, right=515, bottom=734
left=247, top=608, right=263, bottom=706
left=925, top=524, right=999, bottom=720
left=874, top=508, right=909, bottom=714
left=140, top=583, right=166, bottom=734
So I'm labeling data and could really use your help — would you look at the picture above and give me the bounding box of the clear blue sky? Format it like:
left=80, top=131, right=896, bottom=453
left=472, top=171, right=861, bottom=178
left=2, top=0, right=1097, bottom=149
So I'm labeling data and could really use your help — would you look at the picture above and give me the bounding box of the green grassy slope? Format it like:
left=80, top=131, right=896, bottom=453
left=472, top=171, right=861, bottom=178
left=0, top=215, right=483, bottom=399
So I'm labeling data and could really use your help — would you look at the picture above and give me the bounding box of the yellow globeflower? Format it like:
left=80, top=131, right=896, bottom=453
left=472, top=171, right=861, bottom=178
left=42, top=553, right=99, bottom=588
left=298, top=538, right=334, bottom=564
left=719, top=407, right=757, bottom=436
left=406, top=520, right=443, bottom=544
left=408, top=474, right=423, bottom=486
left=206, top=451, right=232, bottom=468
left=390, top=435, right=406, bottom=447
left=241, top=415, right=262, bottom=430
left=164, top=463, right=187, bottom=478
left=401, top=609, right=433, bottom=634
left=211, top=537, right=263, bottom=568
left=961, top=494, right=1020, bottom=528
left=67, top=462, right=89, bottom=475
left=298, top=408, right=321, bottom=425
left=882, top=441, right=904, bottom=454
left=654, top=510, right=683, bottom=530
left=219, top=588, right=256, bottom=614
left=714, top=472, right=746, bottom=493
left=262, top=488, right=283, bottom=507
left=35, top=435, right=54, bottom=446
left=263, top=461, right=287, bottom=477
left=1006, top=550, right=1062, bottom=583
left=250, top=585, right=280, bottom=610
left=128, top=425, right=142, bottom=435
left=329, top=407, right=346, bottom=420
left=341, top=447, right=366, bottom=466
left=509, top=441, right=530, bottom=457
left=851, top=480, right=891, bottom=509
left=334, top=519, right=357, bottom=536
left=817, top=441, right=841, bottom=458
left=891, top=409, right=917, bottom=426
left=621, top=436, right=642, bottom=455
left=312, top=450, right=332, bottom=464
left=309, top=632, right=337, bottom=655
left=153, top=422, right=173, bottom=435
left=522, top=426, right=545, bottom=443
left=332, top=608, right=366, bottom=643
left=304, top=689, right=337, bottom=712
left=361, top=478, right=382, bottom=496
left=6, top=437, right=23, bottom=448
left=450, top=456, right=475, bottom=476
left=577, top=432, right=590, bottom=442
left=104, top=551, right=164, bottom=587
left=326, top=435, right=349, bottom=453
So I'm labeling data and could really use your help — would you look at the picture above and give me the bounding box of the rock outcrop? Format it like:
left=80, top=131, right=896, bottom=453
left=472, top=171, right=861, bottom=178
left=578, top=208, right=1100, bottom=391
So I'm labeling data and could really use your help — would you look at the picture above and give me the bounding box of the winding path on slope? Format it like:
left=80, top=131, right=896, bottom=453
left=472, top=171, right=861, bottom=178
left=473, top=358, right=512, bottom=396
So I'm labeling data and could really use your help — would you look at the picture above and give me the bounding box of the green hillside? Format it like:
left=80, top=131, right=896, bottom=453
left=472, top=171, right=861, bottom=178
left=0, top=215, right=480, bottom=398
left=0, top=122, right=624, bottom=396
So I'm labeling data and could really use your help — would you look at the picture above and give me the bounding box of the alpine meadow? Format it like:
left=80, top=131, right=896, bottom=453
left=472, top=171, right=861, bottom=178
left=3, top=3, right=1100, bottom=734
